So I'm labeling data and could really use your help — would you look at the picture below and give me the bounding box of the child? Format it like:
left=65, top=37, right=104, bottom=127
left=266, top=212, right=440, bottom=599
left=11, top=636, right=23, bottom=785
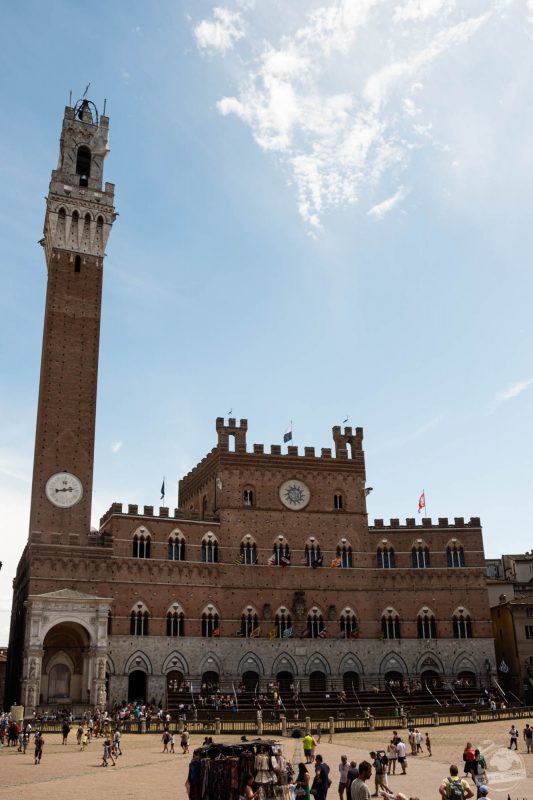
left=81, top=731, right=88, bottom=750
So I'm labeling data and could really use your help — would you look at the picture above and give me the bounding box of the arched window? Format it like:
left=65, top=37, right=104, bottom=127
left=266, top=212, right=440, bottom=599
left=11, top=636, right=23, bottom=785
left=417, top=610, right=437, bottom=639
left=412, top=544, right=430, bottom=568
left=132, top=531, right=151, bottom=559
left=272, top=539, right=291, bottom=566
left=307, top=608, right=325, bottom=639
left=130, top=604, right=149, bottom=636
left=76, top=145, right=91, bottom=186
left=334, top=493, right=344, bottom=510
left=377, top=545, right=395, bottom=568
left=381, top=610, right=401, bottom=639
left=168, top=533, right=185, bottom=561
left=339, top=609, right=358, bottom=638
left=453, top=610, right=472, bottom=639
left=447, top=543, right=465, bottom=567
left=274, top=609, right=292, bottom=639
left=305, top=541, right=322, bottom=567
left=201, top=609, right=220, bottom=637
left=240, top=538, right=257, bottom=565
left=166, top=605, right=185, bottom=637
left=74, top=255, right=81, bottom=273
left=202, top=535, right=218, bottom=563
left=240, top=608, right=259, bottom=638
left=336, top=542, right=353, bottom=568
left=243, top=488, right=254, bottom=507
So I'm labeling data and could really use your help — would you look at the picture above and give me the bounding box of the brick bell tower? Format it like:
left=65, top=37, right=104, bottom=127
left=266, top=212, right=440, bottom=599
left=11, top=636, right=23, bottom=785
left=28, top=98, right=115, bottom=546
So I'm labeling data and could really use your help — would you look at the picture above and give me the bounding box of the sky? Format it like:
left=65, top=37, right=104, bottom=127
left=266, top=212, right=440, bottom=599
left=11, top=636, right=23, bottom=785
left=1, top=0, right=533, bottom=643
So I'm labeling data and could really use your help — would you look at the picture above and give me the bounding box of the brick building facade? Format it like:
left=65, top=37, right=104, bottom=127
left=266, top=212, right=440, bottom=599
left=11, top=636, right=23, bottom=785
left=5, top=101, right=496, bottom=712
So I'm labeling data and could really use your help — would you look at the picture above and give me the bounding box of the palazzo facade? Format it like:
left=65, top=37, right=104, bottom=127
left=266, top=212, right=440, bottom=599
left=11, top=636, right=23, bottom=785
left=5, top=101, right=496, bottom=712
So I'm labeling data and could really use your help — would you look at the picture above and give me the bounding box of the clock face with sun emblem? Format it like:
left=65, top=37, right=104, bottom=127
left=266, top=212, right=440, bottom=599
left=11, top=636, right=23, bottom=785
left=279, top=479, right=310, bottom=511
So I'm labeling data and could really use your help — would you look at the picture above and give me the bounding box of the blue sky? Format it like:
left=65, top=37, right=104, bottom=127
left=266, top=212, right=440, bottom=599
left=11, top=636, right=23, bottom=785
left=1, top=0, right=533, bottom=641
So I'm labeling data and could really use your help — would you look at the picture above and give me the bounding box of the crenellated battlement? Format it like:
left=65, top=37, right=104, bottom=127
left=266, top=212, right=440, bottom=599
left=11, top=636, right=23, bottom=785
left=332, top=425, right=363, bottom=459
left=371, top=516, right=481, bottom=530
left=98, top=502, right=220, bottom=528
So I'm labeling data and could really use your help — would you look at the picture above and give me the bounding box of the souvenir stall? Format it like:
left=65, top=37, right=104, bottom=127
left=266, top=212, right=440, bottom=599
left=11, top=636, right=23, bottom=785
left=187, top=739, right=293, bottom=800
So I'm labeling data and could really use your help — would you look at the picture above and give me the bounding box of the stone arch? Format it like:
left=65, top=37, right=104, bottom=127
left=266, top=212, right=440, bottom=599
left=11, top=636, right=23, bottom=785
left=124, top=650, right=153, bottom=675
left=44, top=649, right=75, bottom=676
left=199, top=651, right=224, bottom=676
left=379, top=651, right=408, bottom=676
left=162, top=651, right=189, bottom=675
left=40, top=615, right=96, bottom=645
left=305, top=652, right=331, bottom=675
left=339, top=653, right=365, bottom=675
left=452, top=652, right=477, bottom=675
left=416, top=652, right=445, bottom=675
left=106, top=654, right=116, bottom=675
left=272, top=652, right=299, bottom=676
left=238, top=652, right=265, bottom=676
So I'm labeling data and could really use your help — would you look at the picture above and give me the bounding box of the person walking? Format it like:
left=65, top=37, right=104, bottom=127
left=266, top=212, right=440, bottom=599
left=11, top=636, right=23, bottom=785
left=303, top=732, right=314, bottom=764
left=181, top=726, right=190, bottom=754
left=524, top=724, right=533, bottom=753
left=425, top=733, right=432, bottom=757
left=415, top=730, right=423, bottom=754
left=113, top=728, right=122, bottom=756
left=162, top=729, right=171, bottom=753
left=34, top=731, right=45, bottom=765
left=472, top=750, right=487, bottom=798
left=338, top=754, right=350, bottom=799
left=295, top=762, right=311, bottom=800
left=370, top=751, right=387, bottom=796
left=61, top=720, right=70, bottom=745
left=350, top=760, right=372, bottom=800
left=439, top=764, right=474, bottom=800
left=312, top=754, right=331, bottom=800
left=316, top=723, right=322, bottom=744
left=102, top=735, right=115, bottom=767
left=509, top=725, right=518, bottom=750
left=395, top=738, right=407, bottom=775
left=386, top=741, right=397, bottom=774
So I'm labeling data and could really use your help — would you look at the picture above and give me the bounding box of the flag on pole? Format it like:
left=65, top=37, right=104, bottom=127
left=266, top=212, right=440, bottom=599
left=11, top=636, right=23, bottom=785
left=283, top=422, right=293, bottom=443
left=160, top=478, right=165, bottom=501
left=418, top=491, right=425, bottom=514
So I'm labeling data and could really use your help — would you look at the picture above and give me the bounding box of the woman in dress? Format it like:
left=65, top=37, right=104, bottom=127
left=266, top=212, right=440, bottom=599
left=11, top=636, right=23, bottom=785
left=295, top=762, right=311, bottom=800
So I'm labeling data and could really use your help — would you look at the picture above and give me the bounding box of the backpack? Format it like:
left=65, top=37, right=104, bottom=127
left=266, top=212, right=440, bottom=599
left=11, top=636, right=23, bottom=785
left=447, top=779, right=466, bottom=800
left=380, top=754, right=389, bottom=766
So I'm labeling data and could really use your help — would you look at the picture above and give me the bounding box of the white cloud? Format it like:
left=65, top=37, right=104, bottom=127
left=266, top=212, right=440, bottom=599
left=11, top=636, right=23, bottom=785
left=490, top=379, right=533, bottom=412
left=111, top=441, right=123, bottom=454
left=198, top=0, right=510, bottom=225
left=367, top=186, right=407, bottom=219
left=194, top=7, right=245, bottom=55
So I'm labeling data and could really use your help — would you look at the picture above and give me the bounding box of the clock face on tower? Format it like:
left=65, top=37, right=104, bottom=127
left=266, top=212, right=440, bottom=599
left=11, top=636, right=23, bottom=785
left=279, top=479, right=310, bottom=511
left=45, top=472, right=84, bottom=508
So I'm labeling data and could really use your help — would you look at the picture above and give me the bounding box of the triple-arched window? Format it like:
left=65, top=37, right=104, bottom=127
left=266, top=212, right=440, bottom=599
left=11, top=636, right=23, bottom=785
left=201, top=607, right=220, bottom=637
left=417, top=610, right=437, bottom=639
left=202, top=535, right=218, bottom=563
left=412, top=544, right=430, bottom=568
left=132, top=530, right=151, bottom=559
left=339, top=609, right=358, bottom=638
left=381, top=610, right=401, bottom=639
left=336, top=543, right=353, bottom=568
left=274, top=608, right=292, bottom=639
left=240, top=608, right=259, bottom=638
left=168, top=532, right=185, bottom=561
left=307, top=608, right=325, bottom=639
left=377, top=545, right=395, bottom=568
left=305, top=541, right=322, bottom=567
left=166, top=604, right=185, bottom=637
left=240, top=538, right=257, bottom=565
left=272, top=540, right=291, bottom=566
left=447, top=543, right=465, bottom=567
left=130, top=603, right=149, bottom=636
left=453, top=610, right=472, bottom=638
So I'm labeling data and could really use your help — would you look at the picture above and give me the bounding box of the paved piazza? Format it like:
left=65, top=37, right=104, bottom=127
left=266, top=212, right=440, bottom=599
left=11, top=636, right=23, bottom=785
left=1, top=719, right=532, bottom=799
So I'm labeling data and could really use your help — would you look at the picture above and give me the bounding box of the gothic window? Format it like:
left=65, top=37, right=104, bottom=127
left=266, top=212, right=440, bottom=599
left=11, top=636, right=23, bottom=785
left=76, top=145, right=91, bottom=186
left=307, top=609, right=325, bottom=639
left=336, top=543, right=353, bottom=568
left=377, top=545, right=395, bottom=568
left=274, top=609, right=292, bottom=639
left=168, top=534, right=185, bottom=561
left=75, top=255, right=81, bottom=273
left=202, top=610, right=220, bottom=637
left=166, top=607, right=185, bottom=637
left=447, top=544, right=465, bottom=568
left=412, top=545, right=430, bottom=568
left=417, top=610, right=437, bottom=639
left=453, top=612, right=472, bottom=639
left=334, top=493, right=344, bottom=510
left=240, top=609, right=259, bottom=638
left=272, top=541, right=291, bottom=566
left=202, top=535, right=218, bottom=563
left=339, top=610, right=358, bottom=638
left=240, top=539, right=257, bottom=565
left=381, top=610, right=401, bottom=639
left=305, top=542, right=322, bottom=567
left=132, top=532, right=151, bottom=559
left=130, top=604, right=149, bottom=636
left=243, top=488, right=254, bottom=507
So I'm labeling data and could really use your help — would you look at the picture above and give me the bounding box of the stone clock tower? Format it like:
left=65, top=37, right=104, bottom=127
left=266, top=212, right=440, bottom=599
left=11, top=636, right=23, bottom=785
left=29, top=99, right=115, bottom=545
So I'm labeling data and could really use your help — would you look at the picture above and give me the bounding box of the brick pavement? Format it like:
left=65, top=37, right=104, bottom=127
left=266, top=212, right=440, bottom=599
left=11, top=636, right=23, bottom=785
left=1, top=719, right=532, bottom=800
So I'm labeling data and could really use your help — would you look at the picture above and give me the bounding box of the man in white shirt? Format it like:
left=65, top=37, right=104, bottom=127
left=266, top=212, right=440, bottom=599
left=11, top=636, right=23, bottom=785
left=339, top=754, right=350, bottom=799
left=395, top=739, right=407, bottom=775
left=351, top=760, right=372, bottom=800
